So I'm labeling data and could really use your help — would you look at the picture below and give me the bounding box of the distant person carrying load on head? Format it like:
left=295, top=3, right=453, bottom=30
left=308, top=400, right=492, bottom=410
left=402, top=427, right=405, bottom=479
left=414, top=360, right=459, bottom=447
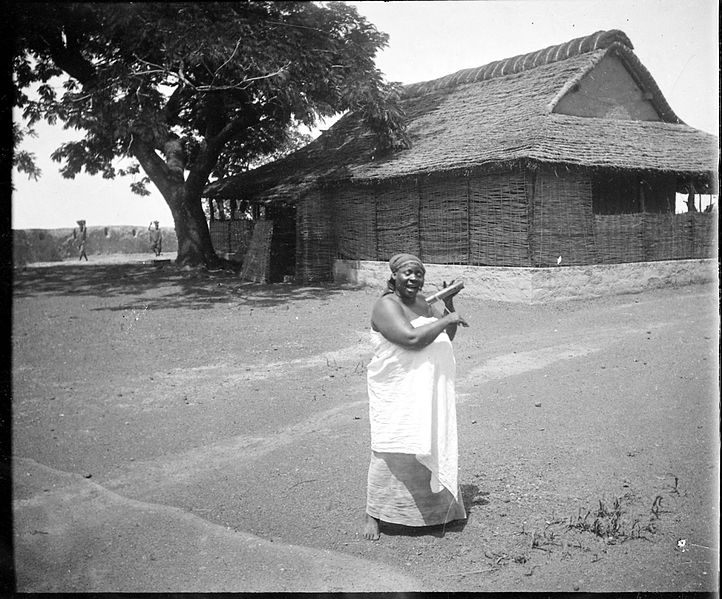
left=148, top=220, right=162, bottom=256
left=76, top=220, right=88, bottom=261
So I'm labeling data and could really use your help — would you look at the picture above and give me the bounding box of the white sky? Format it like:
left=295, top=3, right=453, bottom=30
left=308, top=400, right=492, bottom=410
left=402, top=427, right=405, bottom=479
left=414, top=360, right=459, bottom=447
left=11, top=0, right=719, bottom=229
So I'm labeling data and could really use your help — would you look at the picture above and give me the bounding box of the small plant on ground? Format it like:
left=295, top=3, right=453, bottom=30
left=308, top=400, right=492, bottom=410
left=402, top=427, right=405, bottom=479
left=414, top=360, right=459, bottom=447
left=568, top=490, right=675, bottom=544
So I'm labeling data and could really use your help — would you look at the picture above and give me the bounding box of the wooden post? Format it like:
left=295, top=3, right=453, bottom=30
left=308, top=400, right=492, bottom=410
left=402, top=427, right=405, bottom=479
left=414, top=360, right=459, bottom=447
left=466, top=174, right=471, bottom=265
left=374, top=185, right=379, bottom=260
left=527, top=169, right=537, bottom=267
left=685, top=181, right=698, bottom=212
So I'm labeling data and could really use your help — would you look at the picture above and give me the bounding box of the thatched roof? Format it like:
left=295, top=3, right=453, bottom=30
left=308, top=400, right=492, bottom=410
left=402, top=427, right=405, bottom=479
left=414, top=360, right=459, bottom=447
left=206, top=30, right=718, bottom=202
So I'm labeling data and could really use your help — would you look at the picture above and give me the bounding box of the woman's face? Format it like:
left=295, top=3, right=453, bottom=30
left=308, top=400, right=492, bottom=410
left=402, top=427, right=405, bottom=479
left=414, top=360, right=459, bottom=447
left=394, top=264, right=425, bottom=300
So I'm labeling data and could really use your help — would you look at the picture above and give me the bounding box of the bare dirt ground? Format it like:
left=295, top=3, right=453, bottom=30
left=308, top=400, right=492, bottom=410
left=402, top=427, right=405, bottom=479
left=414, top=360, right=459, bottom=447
left=10, top=256, right=720, bottom=592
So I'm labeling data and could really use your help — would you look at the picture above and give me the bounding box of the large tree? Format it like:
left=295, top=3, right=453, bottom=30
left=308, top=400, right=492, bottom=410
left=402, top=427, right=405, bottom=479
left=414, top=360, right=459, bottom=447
left=12, top=2, right=408, bottom=266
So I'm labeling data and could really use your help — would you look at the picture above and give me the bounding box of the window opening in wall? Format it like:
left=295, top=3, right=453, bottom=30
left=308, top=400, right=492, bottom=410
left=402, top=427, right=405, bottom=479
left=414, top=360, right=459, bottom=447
left=592, top=173, right=642, bottom=214
left=592, top=173, right=676, bottom=215
left=674, top=192, right=717, bottom=214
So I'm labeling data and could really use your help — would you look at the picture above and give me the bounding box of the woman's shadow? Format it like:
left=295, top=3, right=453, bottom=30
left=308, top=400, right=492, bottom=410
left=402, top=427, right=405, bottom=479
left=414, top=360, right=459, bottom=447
left=379, top=483, right=489, bottom=538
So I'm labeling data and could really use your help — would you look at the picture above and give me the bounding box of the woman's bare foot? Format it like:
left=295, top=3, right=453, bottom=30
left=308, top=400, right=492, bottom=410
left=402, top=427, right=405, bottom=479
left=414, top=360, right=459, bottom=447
left=363, top=513, right=380, bottom=540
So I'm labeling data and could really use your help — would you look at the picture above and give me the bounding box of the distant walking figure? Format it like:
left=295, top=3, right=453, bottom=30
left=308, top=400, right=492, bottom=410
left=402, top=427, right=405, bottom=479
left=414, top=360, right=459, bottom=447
left=76, top=220, right=88, bottom=261
left=149, top=220, right=162, bottom=256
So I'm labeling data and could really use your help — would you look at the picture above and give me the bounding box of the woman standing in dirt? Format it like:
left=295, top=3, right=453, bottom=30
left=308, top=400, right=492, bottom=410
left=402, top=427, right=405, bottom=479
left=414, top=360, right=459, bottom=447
left=148, top=220, right=163, bottom=256
left=363, top=253, right=468, bottom=541
left=76, top=220, right=88, bottom=261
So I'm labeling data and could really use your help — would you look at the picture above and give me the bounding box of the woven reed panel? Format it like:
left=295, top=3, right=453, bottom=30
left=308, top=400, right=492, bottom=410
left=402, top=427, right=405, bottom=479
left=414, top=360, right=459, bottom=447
left=532, top=171, right=596, bottom=266
left=296, top=189, right=335, bottom=282
left=469, top=171, right=530, bottom=266
left=418, top=177, right=468, bottom=264
left=229, top=220, right=254, bottom=258
left=240, top=220, right=273, bottom=283
left=684, top=212, right=717, bottom=259
left=333, top=186, right=376, bottom=260
left=209, top=220, right=230, bottom=254
left=376, top=182, right=421, bottom=261
left=642, top=214, right=680, bottom=261
left=593, top=214, right=645, bottom=263
left=648, top=212, right=718, bottom=260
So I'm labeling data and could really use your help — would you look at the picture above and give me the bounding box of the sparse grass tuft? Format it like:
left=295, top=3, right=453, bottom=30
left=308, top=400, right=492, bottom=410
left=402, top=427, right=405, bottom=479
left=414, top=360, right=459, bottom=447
left=568, top=488, right=677, bottom=544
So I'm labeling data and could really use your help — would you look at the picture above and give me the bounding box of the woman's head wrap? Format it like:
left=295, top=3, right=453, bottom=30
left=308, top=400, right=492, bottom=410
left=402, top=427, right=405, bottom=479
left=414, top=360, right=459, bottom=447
left=389, top=253, right=425, bottom=274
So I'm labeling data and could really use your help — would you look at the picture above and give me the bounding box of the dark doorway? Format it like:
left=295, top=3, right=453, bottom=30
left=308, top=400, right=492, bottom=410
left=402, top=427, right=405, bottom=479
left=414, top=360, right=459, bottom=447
left=266, top=203, right=296, bottom=282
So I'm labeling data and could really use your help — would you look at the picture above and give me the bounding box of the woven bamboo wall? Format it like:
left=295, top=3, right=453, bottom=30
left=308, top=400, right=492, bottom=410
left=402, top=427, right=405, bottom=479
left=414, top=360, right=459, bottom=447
left=469, top=172, right=530, bottom=266
left=297, top=189, right=335, bottom=282
left=209, top=219, right=253, bottom=256
left=689, top=212, right=718, bottom=258
left=295, top=168, right=715, bottom=282
left=643, top=214, right=682, bottom=261
left=377, top=182, right=421, bottom=260
left=532, top=170, right=596, bottom=266
left=418, top=177, right=468, bottom=264
left=229, top=220, right=254, bottom=257
left=643, top=212, right=717, bottom=261
left=209, top=220, right=230, bottom=254
left=240, top=220, right=273, bottom=283
left=593, top=212, right=717, bottom=264
left=593, top=214, right=645, bottom=263
left=333, top=185, right=376, bottom=260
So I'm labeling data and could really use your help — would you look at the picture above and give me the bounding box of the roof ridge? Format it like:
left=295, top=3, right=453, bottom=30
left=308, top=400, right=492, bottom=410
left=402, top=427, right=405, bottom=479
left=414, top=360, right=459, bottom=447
left=402, top=29, right=633, bottom=98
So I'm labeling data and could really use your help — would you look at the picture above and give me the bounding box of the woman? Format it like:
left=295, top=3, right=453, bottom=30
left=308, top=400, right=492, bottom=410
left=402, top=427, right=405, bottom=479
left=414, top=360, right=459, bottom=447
left=76, top=220, right=88, bottom=261
left=363, top=253, right=468, bottom=541
left=148, top=220, right=163, bottom=256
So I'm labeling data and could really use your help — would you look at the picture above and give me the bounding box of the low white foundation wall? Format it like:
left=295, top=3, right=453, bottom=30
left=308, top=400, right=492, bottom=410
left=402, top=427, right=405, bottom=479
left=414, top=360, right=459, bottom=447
left=333, top=259, right=718, bottom=303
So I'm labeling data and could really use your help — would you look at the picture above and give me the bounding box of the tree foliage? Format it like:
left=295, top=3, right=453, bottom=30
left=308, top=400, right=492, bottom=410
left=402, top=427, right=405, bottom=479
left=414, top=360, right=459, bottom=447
left=12, top=123, right=43, bottom=182
left=12, top=2, right=408, bottom=265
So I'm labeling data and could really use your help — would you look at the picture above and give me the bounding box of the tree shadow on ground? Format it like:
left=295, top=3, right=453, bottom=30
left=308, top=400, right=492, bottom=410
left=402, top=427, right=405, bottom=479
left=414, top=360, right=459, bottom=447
left=12, top=263, right=351, bottom=311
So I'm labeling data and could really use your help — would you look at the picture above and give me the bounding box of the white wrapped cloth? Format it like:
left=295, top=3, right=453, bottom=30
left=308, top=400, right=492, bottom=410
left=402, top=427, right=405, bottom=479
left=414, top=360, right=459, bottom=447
left=367, top=315, right=459, bottom=499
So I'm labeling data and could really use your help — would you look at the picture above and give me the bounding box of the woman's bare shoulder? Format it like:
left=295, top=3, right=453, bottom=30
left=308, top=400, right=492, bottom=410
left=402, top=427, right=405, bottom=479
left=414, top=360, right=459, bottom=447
left=372, top=294, right=407, bottom=326
left=373, top=294, right=402, bottom=315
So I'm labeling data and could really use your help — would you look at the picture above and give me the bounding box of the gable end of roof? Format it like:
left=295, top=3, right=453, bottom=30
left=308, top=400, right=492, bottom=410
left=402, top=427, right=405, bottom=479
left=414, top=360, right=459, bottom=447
left=545, top=41, right=683, bottom=123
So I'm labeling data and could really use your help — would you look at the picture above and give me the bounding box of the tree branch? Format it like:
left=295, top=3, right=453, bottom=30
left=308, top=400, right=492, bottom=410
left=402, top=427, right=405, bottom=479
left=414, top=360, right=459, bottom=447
left=39, top=31, right=96, bottom=86
left=196, top=64, right=290, bottom=92
left=129, top=136, right=176, bottom=198
left=131, top=54, right=289, bottom=93
left=211, top=116, right=252, bottom=150
left=212, top=37, right=243, bottom=80
left=162, top=85, right=186, bottom=127
left=185, top=145, right=219, bottom=199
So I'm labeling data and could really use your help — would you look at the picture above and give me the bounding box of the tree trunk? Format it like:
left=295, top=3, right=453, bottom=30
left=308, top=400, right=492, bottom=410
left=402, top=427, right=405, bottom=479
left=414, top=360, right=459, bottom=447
left=131, top=137, right=221, bottom=268
left=166, top=183, right=221, bottom=267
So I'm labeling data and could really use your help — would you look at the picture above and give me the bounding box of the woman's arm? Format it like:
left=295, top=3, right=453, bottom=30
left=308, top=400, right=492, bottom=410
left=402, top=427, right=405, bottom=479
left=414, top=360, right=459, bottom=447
left=436, top=281, right=467, bottom=341
left=372, top=297, right=465, bottom=349
left=441, top=295, right=459, bottom=341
